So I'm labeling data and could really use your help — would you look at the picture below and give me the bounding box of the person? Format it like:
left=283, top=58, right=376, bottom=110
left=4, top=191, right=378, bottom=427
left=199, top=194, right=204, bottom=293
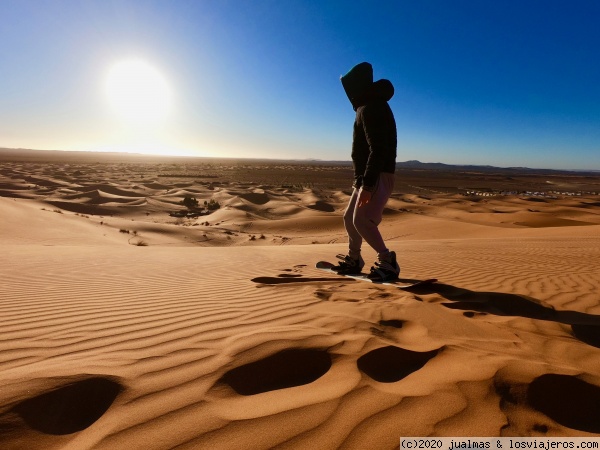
left=332, top=61, right=400, bottom=281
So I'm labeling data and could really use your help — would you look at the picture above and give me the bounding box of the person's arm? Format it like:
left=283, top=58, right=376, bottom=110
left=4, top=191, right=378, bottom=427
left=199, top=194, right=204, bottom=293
left=361, top=103, right=388, bottom=191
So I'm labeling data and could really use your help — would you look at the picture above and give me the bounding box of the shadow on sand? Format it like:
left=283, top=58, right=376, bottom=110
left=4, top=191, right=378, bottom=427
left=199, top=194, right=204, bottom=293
left=414, top=283, right=600, bottom=349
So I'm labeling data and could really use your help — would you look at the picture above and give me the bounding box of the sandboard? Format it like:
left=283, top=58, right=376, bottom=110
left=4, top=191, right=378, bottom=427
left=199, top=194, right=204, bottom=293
left=316, top=261, right=437, bottom=289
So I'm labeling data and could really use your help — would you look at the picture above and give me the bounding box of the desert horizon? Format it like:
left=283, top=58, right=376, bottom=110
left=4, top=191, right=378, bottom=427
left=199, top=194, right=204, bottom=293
left=3, top=147, right=600, bottom=174
left=1, top=149, right=600, bottom=448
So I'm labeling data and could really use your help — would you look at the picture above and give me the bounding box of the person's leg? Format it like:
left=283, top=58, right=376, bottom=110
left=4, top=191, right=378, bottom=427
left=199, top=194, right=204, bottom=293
left=352, top=172, right=394, bottom=255
left=331, top=188, right=365, bottom=274
left=343, top=188, right=363, bottom=259
left=353, top=173, right=399, bottom=280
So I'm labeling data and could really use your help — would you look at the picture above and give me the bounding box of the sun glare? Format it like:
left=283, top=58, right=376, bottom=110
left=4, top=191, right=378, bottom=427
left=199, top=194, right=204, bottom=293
left=105, top=60, right=172, bottom=125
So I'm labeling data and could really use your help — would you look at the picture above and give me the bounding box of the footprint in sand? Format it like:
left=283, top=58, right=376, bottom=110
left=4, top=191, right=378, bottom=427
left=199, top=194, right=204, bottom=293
left=313, top=288, right=333, bottom=301
left=527, top=374, right=600, bottom=433
left=370, top=320, right=404, bottom=339
left=462, top=311, right=488, bottom=318
left=279, top=264, right=307, bottom=273
left=8, top=377, right=123, bottom=435
left=357, top=346, right=440, bottom=383
left=378, top=319, right=403, bottom=328
left=220, top=349, right=331, bottom=395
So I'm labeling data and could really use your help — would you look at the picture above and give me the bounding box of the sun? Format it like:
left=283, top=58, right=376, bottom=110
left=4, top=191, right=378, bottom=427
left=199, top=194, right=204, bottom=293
left=105, top=60, right=172, bottom=125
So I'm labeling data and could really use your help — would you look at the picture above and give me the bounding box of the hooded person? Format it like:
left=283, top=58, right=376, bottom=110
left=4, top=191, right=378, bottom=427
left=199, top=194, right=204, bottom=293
left=333, top=62, right=400, bottom=281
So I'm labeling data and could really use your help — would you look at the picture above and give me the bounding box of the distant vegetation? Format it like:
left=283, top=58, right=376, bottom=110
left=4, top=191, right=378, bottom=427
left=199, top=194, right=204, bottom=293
left=204, top=199, right=221, bottom=211
left=180, top=195, right=199, bottom=210
left=171, top=195, right=221, bottom=218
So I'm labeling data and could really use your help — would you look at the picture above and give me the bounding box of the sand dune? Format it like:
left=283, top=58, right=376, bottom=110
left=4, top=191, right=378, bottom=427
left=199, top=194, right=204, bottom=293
left=1, top=155, right=600, bottom=449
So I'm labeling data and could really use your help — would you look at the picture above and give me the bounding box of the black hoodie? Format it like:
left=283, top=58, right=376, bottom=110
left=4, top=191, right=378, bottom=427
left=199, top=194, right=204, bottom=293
left=341, top=62, right=397, bottom=190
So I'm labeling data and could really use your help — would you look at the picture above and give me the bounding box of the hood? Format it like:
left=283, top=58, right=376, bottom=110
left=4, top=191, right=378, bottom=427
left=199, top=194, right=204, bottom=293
left=341, top=62, right=394, bottom=110
left=372, top=79, right=394, bottom=102
left=341, top=62, right=373, bottom=110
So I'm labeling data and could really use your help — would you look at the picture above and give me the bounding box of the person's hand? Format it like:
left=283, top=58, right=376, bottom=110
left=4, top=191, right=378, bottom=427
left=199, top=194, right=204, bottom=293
left=357, top=188, right=372, bottom=207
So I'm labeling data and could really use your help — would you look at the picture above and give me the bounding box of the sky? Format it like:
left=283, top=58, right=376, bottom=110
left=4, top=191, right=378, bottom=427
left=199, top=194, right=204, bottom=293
left=1, top=0, right=599, bottom=170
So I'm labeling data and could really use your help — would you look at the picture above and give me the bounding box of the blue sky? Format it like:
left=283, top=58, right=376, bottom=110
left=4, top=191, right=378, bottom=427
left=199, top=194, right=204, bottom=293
left=1, top=0, right=599, bottom=170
